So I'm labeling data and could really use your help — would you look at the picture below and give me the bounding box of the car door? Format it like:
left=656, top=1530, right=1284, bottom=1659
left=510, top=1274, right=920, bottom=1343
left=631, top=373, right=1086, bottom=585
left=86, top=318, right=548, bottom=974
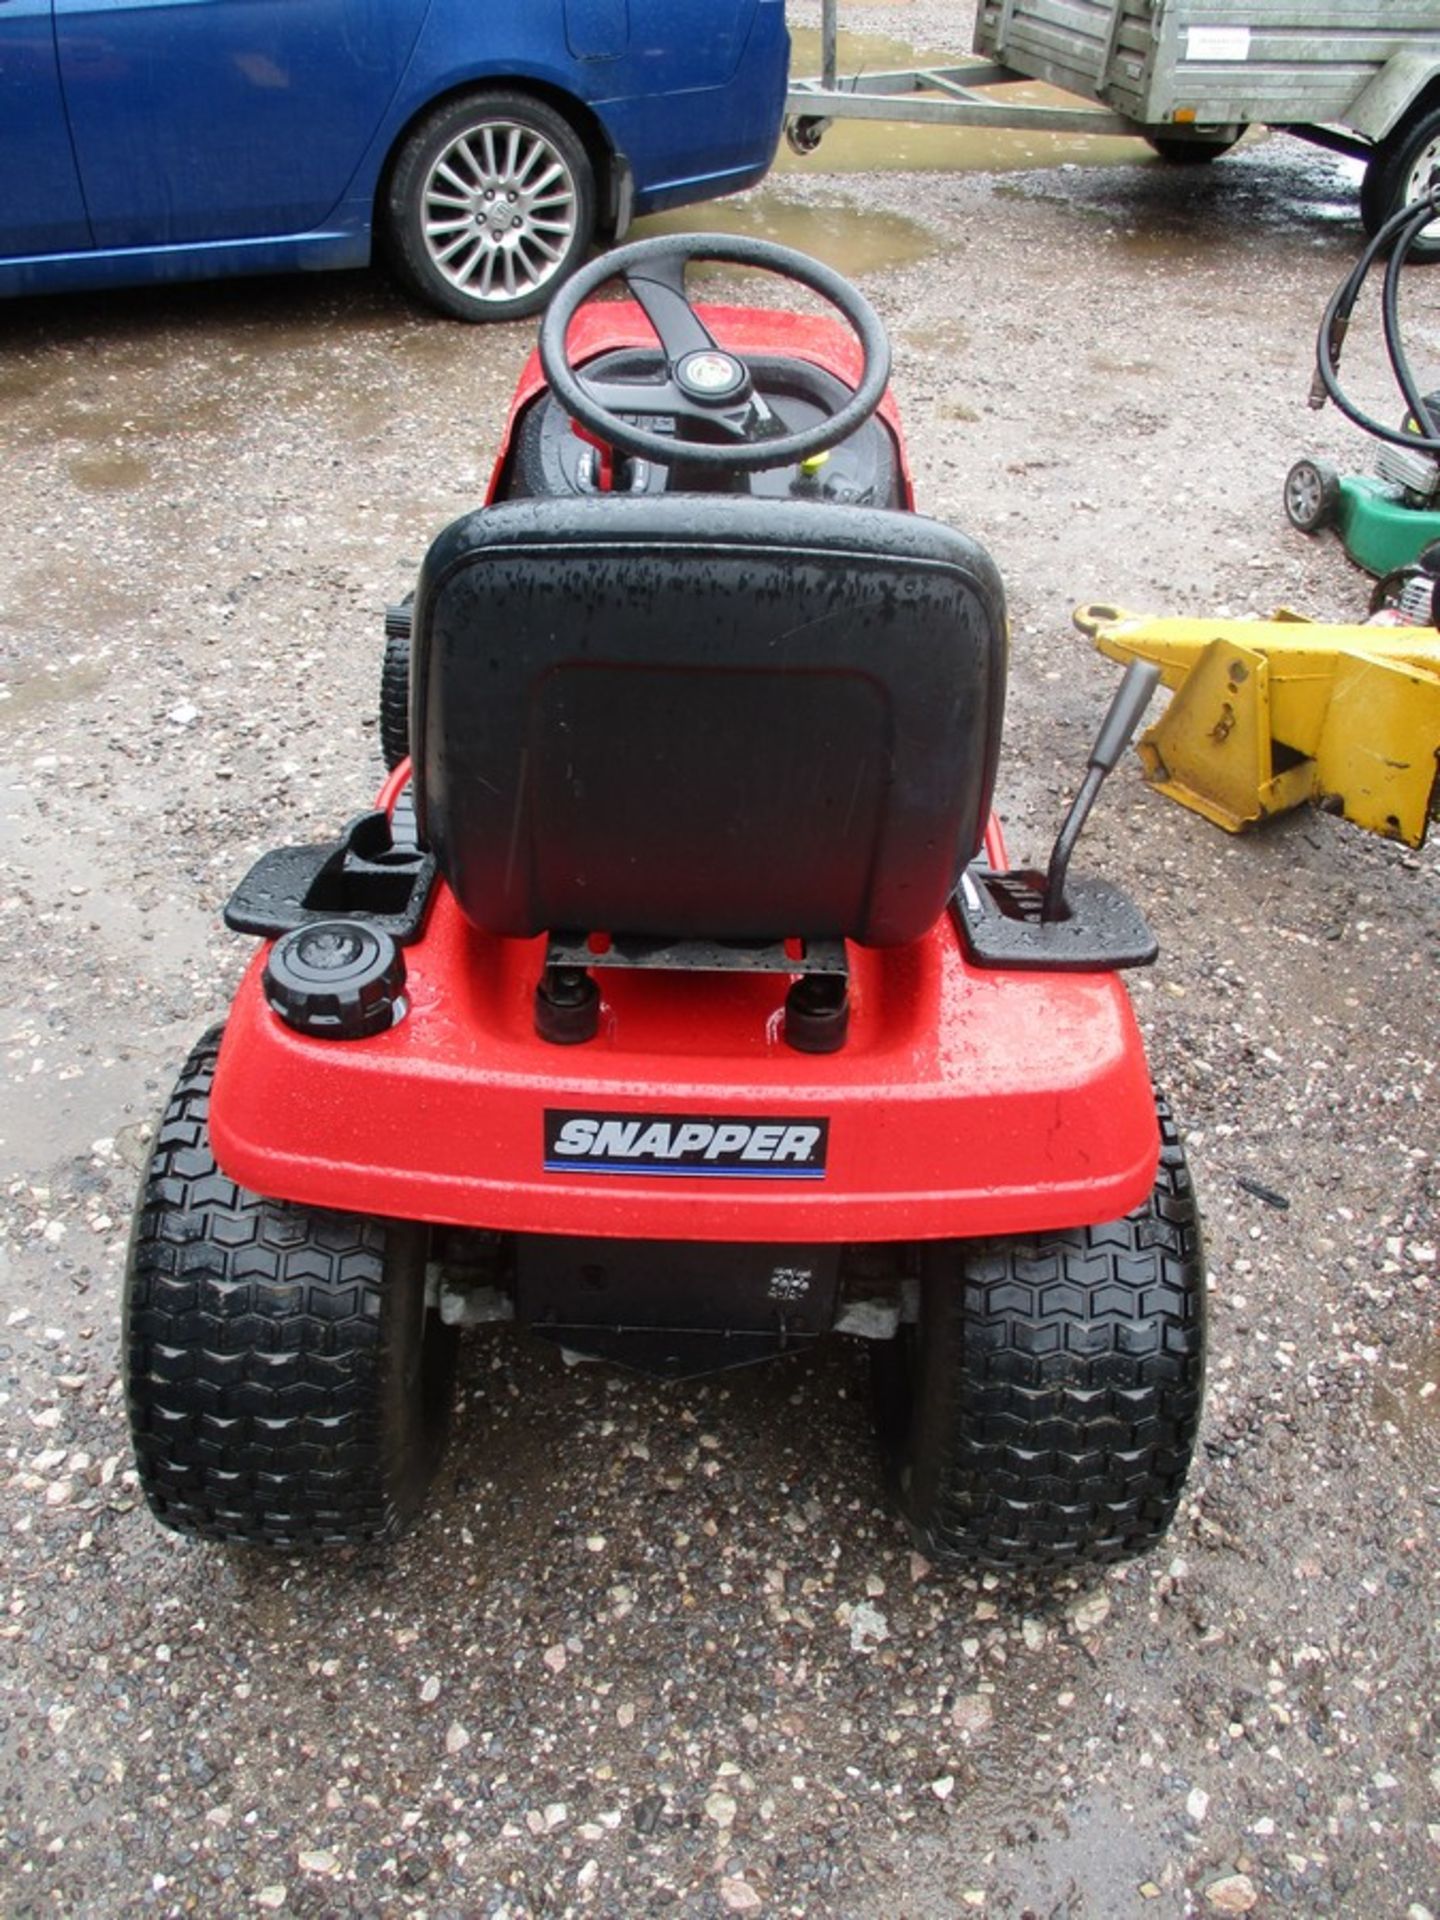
left=53, top=0, right=431, bottom=249
left=626, top=0, right=758, bottom=90
left=0, top=0, right=92, bottom=255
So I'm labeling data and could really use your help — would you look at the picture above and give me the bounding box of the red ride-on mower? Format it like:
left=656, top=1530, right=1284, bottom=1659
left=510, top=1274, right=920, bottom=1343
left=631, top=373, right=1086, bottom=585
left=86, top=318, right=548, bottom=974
left=125, top=236, right=1206, bottom=1571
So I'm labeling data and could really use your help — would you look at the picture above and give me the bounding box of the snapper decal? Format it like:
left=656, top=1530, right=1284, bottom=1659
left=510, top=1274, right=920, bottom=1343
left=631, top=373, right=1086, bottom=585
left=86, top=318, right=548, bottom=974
left=544, top=1111, right=829, bottom=1178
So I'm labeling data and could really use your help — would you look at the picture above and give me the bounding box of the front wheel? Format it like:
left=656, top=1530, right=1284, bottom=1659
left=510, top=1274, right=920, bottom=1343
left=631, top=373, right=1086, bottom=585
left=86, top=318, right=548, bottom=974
left=379, top=597, right=413, bottom=771
left=383, top=90, right=596, bottom=322
left=1360, top=107, right=1440, bottom=263
left=124, top=1030, right=458, bottom=1547
left=873, top=1096, right=1206, bottom=1572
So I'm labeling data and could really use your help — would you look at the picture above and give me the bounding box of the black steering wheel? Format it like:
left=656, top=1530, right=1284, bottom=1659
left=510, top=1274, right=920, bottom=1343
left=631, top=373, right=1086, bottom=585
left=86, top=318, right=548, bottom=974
left=537, top=233, right=891, bottom=472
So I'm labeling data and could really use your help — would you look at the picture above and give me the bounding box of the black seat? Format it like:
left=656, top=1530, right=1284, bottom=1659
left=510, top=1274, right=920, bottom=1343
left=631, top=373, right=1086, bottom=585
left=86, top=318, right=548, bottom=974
left=410, top=494, right=1006, bottom=949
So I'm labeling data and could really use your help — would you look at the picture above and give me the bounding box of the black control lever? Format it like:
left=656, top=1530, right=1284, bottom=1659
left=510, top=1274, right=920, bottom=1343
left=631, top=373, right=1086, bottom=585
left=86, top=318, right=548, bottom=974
left=1042, top=659, right=1162, bottom=923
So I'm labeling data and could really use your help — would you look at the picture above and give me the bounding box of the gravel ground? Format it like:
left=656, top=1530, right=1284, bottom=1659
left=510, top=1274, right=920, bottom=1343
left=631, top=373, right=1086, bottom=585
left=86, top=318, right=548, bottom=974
left=2, top=4, right=1437, bottom=1915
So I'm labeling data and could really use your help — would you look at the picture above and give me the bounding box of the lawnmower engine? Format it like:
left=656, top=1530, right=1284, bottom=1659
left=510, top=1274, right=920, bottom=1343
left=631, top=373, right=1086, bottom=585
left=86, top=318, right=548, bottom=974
left=124, top=235, right=1206, bottom=1574
left=1374, top=422, right=1440, bottom=510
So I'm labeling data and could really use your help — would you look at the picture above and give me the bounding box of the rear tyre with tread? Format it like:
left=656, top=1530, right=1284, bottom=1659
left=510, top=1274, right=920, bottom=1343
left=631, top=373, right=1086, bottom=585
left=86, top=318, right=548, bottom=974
left=124, top=1030, right=457, bottom=1547
left=874, top=1095, right=1205, bottom=1572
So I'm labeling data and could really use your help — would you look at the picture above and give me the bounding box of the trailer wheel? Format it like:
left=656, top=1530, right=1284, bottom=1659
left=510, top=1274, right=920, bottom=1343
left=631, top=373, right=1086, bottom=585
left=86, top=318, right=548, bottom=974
left=873, top=1095, right=1205, bottom=1572
left=1361, top=106, right=1440, bottom=263
left=124, top=1030, right=457, bottom=1548
left=1283, top=457, right=1341, bottom=534
left=1143, top=127, right=1243, bottom=164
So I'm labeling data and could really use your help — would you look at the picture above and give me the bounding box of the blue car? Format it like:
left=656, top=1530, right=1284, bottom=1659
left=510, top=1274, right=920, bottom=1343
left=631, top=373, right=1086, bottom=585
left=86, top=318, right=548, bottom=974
left=0, top=0, right=788, bottom=321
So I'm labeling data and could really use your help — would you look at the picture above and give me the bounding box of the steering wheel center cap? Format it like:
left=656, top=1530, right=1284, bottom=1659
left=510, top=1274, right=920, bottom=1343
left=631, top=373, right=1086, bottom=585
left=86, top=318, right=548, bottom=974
left=676, top=349, right=747, bottom=401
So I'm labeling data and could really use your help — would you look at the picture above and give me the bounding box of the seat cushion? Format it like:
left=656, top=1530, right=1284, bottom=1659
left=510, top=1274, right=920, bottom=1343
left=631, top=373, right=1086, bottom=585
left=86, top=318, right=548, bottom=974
left=411, top=493, right=1006, bottom=948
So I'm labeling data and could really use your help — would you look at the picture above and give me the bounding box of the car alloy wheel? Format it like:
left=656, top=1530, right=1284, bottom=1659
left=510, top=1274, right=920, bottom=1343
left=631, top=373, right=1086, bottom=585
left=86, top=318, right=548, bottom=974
left=422, top=116, right=580, bottom=308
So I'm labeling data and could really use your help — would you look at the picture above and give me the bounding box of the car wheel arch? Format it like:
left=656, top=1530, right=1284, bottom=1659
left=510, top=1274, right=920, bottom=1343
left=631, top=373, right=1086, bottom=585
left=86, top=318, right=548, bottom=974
left=374, top=76, right=621, bottom=237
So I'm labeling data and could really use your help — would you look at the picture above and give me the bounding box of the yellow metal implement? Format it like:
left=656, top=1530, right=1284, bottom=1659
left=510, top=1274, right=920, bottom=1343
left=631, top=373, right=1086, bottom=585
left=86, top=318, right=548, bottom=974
left=1073, top=604, right=1440, bottom=847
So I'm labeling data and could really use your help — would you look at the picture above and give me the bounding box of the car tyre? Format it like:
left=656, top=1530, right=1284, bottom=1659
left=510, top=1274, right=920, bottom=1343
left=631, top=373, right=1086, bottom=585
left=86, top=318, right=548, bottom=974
left=384, top=90, right=596, bottom=322
left=124, top=1029, right=458, bottom=1547
left=873, top=1094, right=1206, bottom=1572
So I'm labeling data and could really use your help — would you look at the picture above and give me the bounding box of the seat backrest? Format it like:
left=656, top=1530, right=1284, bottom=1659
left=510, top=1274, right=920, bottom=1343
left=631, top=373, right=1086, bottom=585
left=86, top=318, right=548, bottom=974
left=411, top=494, right=1006, bottom=949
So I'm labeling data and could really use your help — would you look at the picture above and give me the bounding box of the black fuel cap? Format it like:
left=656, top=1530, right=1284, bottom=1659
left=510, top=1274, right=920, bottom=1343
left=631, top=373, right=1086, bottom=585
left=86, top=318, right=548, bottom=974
left=264, top=920, right=406, bottom=1040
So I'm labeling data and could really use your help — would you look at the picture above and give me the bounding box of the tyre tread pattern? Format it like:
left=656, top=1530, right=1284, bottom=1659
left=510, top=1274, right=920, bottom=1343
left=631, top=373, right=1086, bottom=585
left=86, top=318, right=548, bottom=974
left=125, top=1031, right=424, bottom=1547
left=901, top=1096, right=1206, bottom=1572
left=379, top=632, right=410, bottom=771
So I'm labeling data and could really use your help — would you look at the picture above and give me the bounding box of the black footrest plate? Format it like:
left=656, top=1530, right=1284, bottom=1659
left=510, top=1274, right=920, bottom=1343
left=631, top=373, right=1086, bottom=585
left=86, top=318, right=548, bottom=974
left=225, top=808, right=436, bottom=944
left=952, top=866, right=1157, bottom=971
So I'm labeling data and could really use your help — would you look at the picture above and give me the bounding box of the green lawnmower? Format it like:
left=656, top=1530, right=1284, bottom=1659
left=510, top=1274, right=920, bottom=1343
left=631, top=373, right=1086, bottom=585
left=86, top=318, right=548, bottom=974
left=1286, top=185, right=1440, bottom=604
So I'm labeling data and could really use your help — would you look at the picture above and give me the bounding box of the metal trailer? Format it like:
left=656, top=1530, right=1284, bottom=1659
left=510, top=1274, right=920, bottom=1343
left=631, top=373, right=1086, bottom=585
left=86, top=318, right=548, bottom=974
left=787, top=1, right=1440, bottom=248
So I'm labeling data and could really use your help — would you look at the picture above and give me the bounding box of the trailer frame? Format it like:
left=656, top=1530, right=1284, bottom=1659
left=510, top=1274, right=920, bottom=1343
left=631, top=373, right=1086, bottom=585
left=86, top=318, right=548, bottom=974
left=784, top=0, right=1440, bottom=245
left=786, top=0, right=1232, bottom=148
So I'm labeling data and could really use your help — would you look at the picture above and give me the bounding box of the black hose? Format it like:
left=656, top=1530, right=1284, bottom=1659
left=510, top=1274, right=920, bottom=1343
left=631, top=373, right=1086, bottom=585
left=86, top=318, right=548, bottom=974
left=1379, top=201, right=1440, bottom=440
left=1313, top=186, right=1440, bottom=451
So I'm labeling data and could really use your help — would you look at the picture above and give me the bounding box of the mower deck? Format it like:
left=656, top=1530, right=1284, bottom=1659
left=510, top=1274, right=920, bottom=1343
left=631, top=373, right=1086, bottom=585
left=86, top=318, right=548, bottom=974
left=1336, top=473, right=1440, bottom=575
